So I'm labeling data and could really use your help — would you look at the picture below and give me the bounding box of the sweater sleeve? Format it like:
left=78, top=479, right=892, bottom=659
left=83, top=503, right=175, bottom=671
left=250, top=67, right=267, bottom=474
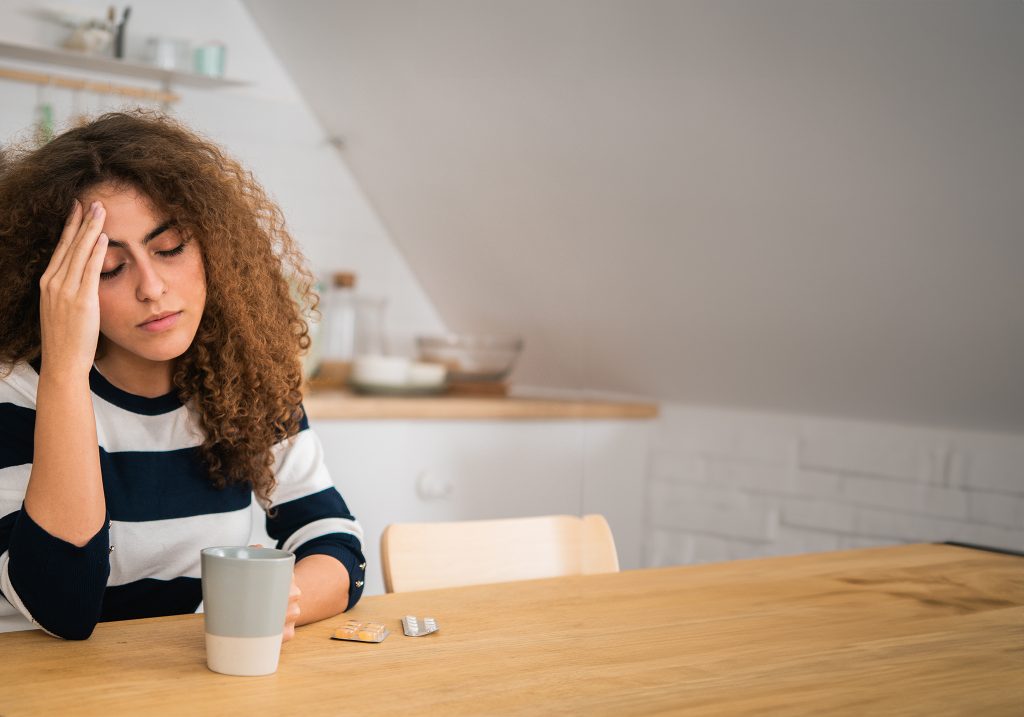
left=265, top=406, right=366, bottom=611
left=0, top=383, right=111, bottom=639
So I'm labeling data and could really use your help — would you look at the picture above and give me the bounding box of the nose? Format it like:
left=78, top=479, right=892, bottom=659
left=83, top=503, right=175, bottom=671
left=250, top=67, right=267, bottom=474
left=134, top=256, right=168, bottom=302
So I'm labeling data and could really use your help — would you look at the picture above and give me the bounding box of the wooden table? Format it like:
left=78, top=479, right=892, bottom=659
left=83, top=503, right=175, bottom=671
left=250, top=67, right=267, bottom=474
left=1, top=544, right=1021, bottom=715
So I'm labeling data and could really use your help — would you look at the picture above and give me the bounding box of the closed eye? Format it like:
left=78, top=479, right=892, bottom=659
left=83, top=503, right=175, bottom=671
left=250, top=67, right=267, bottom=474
left=100, top=264, right=124, bottom=280
left=158, top=243, right=186, bottom=258
left=99, top=243, right=186, bottom=281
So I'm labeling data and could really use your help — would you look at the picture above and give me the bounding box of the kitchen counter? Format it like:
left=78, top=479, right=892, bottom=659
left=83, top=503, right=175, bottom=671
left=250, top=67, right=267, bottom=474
left=301, top=388, right=659, bottom=420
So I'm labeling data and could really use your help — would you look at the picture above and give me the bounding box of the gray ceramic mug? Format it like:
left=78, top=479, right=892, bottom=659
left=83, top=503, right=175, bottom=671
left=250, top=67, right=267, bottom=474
left=200, top=546, right=295, bottom=676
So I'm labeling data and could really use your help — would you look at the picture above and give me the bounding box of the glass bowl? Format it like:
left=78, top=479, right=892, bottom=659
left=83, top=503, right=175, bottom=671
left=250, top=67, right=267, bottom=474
left=416, top=334, right=524, bottom=382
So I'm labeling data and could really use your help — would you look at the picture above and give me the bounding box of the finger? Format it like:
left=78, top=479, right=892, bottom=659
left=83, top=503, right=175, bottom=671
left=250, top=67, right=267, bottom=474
left=54, top=202, right=106, bottom=287
left=81, top=233, right=108, bottom=296
left=52, top=200, right=97, bottom=280
left=289, top=583, right=302, bottom=598
left=43, top=200, right=83, bottom=282
left=282, top=625, right=295, bottom=642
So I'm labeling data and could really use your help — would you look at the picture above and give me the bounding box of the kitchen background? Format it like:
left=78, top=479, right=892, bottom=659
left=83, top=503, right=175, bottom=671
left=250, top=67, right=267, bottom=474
left=0, top=0, right=1021, bottom=600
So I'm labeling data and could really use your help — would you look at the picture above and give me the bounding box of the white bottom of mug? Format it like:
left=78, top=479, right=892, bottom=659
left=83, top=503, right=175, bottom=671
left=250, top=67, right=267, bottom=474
left=205, top=632, right=283, bottom=676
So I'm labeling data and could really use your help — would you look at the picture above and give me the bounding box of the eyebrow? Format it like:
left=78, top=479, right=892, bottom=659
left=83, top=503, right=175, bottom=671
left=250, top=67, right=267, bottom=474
left=106, top=221, right=176, bottom=249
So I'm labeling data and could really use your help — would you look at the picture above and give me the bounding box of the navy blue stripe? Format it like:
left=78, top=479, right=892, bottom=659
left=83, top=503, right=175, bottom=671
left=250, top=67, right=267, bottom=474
left=89, top=366, right=182, bottom=416
left=266, top=487, right=355, bottom=545
left=0, top=403, right=35, bottom=469
left=293, top=534, right=366, bottom=611
left=0, top=510, right=16, bottom=556
left=99, top=447, right=252, bottom=522
left=7, top=506, right=110, bottom=640
left=100, top=576, right=202, bottom=622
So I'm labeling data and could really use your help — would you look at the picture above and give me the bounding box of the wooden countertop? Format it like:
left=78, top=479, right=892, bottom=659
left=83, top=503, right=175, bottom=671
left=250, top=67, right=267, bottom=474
left=1, top=544, right=1021, bottom=715
left=302, top=388, right=659, bottom=420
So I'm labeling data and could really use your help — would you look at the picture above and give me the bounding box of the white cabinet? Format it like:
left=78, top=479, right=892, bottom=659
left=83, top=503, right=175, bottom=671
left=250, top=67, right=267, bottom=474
left=250, top=418, right=653, bottom=596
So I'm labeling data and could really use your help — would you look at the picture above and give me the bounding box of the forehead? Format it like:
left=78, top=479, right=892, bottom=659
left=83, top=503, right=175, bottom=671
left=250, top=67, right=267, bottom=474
left=78, top=185, right=172, bottom=246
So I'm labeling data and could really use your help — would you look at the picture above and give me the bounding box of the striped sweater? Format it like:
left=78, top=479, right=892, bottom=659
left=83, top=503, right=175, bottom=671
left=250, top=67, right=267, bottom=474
left=0, top=360, right=365, bottom=639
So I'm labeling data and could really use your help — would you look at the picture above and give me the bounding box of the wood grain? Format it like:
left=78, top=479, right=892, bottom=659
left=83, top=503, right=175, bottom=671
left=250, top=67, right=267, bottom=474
left=301, top=388, right=659, bottom=420
left=0, top=544, right=1021, bottom=715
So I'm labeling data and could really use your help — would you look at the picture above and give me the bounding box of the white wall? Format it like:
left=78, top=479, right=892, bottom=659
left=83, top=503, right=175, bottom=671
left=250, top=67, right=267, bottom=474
left=647, top=404, right=1024, bottom=566
left=0, top=0, right=446, bottom=356
left=245, top=0, right=1024, bottom=432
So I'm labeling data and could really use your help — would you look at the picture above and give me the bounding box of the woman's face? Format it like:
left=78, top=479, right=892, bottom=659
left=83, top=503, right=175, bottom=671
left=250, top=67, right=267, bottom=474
left=79, top=184, right=207, bottom=364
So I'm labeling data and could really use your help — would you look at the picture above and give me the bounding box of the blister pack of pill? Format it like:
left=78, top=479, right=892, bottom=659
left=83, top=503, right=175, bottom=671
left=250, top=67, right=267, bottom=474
left=331, top=620, right=390, bottom=643
left=402, top=615, right=439, bottom=637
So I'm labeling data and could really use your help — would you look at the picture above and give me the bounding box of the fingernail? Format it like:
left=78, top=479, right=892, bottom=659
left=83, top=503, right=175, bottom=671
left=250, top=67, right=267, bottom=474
left=92, top=202, right=101, bottom=216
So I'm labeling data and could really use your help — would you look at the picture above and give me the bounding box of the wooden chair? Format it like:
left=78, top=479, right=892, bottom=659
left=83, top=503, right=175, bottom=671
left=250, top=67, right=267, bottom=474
left=380, top=514, right=620, bottom=593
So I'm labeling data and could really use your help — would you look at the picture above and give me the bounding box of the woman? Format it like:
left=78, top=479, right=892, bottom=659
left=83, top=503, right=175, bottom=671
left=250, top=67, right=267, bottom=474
left=0, top=111, right=365, bottom=640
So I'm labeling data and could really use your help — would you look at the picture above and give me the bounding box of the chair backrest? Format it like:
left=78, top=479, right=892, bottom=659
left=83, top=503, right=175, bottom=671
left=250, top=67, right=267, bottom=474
left=380, top=514, right=620, bottom=593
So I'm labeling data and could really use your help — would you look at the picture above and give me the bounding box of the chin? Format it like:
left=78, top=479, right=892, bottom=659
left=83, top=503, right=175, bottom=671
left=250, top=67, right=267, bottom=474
left=114, top=331, right=198, bottom=363
left=137, top=345, right=192, bottom=363
left=145, top=336, right=196, bottom=361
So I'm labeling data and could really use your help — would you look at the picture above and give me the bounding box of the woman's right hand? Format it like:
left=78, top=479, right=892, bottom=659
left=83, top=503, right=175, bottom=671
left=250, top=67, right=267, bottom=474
left=37, top=199, right=109, bottom=378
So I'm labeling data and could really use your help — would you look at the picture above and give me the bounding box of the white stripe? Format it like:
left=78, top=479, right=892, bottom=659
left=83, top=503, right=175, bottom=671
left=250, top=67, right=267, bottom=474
left=0, top=549, right=54, bottom=636
left=269, top=430, right=334, bottom=507
left=0, top=363, right=38, bottom=407
left=0, top=612, right=34, bottom=633
left=92, top=397, right=204, bottom=453
left=108, top=506, right=253, bottom=586
left=282, top=517, right=363, bottom=555
left=0, top=368, right=41, bottom=526
left=1, top=362, right=204, bottom=454
left=0, top=465, right=32, bottom=513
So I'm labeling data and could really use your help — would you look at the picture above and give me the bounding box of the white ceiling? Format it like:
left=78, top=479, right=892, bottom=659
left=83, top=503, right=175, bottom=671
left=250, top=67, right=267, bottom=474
left=244, top=0, right=1024, bottom=431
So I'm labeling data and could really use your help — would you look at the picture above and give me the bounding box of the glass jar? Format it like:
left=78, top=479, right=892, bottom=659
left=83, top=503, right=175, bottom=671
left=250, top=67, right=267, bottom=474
left=315, top=272, right=388, bottom=386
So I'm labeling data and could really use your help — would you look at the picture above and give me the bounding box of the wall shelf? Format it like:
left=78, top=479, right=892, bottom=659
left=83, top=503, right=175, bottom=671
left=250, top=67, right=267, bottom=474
left=0, top=39, right=247, bottom=90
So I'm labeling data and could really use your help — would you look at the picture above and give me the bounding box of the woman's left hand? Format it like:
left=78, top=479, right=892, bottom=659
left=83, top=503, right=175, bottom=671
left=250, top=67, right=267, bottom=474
left=283, top=577, right=302, bottom=642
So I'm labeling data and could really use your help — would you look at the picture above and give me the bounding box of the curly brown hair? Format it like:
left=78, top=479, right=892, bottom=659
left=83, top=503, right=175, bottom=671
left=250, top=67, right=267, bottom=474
left=0, top=110, right=317, bottom=506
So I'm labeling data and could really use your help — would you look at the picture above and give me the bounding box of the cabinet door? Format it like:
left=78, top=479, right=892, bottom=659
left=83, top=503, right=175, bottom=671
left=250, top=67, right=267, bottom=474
left=581, top=421, right=652, bottom=572
left=312, top=420, right=586, bottom=595
left=248, top=418, right=654, bottom=597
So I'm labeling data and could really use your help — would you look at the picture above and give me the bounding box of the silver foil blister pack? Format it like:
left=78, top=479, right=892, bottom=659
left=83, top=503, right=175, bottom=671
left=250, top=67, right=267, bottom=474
left=402, top=615, right=439, bottom=637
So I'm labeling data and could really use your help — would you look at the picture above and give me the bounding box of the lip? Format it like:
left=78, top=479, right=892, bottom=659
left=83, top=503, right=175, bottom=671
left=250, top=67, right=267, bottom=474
left=138, top=311, right=182, bottom=332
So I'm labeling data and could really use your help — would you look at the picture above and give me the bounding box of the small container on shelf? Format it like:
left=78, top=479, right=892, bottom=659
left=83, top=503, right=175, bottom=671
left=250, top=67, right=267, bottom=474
left=348, top=356, right=447, bottom=396
left=144, top=36, right=191, bottom=71
left=416, top=334, right=524, bottom=396
left=193, top=41, right=226, bottom=78
left=310, top=271, right=388, bottom=389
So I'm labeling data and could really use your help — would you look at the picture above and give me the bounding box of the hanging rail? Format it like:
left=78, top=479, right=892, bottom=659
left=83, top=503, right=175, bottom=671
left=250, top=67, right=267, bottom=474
left=0, top=65, right=179, bottom=104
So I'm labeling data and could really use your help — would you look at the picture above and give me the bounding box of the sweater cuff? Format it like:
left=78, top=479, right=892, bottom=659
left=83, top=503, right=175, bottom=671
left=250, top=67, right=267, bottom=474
left=293, top=534, right=366, bottom=611
left=5, top=505, right=110, bottom=639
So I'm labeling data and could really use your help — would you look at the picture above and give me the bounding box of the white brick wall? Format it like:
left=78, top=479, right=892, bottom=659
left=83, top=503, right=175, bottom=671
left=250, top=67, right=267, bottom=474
left=647, top=404, right=1024, bottom=566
